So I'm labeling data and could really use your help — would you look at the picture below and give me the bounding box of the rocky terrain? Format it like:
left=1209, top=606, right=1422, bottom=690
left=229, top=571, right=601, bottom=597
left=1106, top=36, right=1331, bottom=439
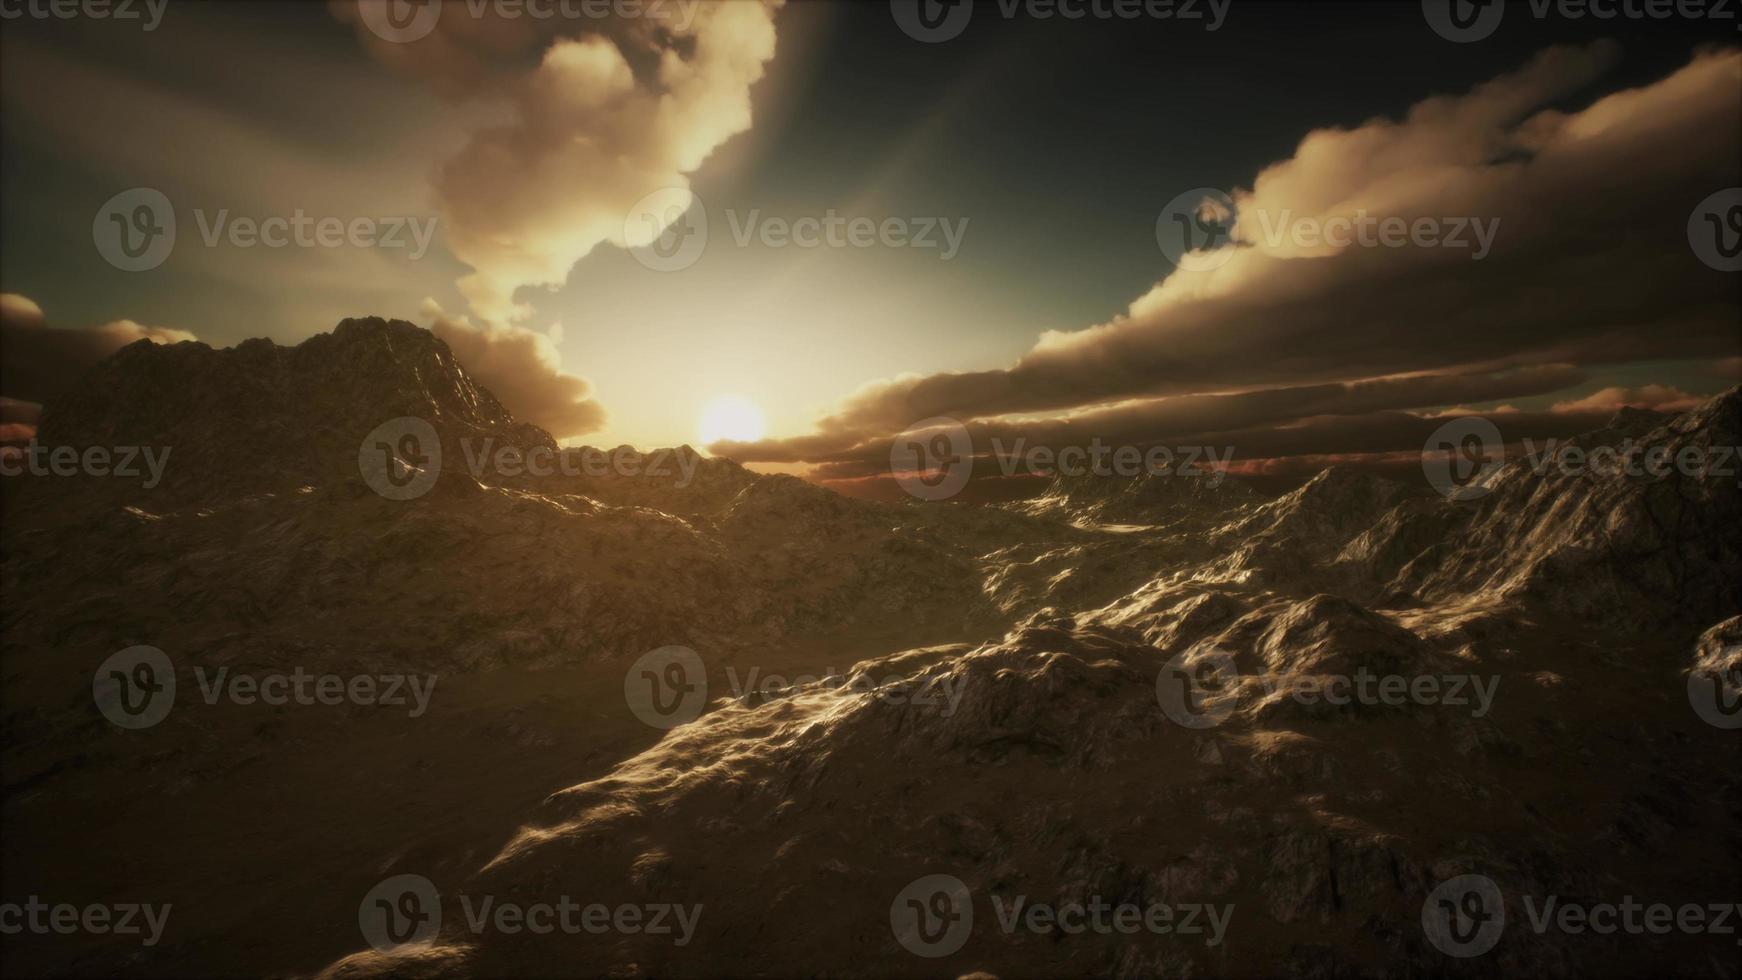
left=1, top=320, right=1736, bottom=978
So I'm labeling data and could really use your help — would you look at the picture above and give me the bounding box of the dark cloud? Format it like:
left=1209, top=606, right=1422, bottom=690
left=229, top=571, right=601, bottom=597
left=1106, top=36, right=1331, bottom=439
left=722, top=45, right=1742, bottom=494
left=720, top=364, right=1591, bottom=467
left=422, top=301, right=607, bottom=441
left=0, top=293, right=197, bottom=406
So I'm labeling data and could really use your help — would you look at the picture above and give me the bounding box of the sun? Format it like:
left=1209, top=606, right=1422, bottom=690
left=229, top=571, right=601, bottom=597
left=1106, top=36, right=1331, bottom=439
left=698, top=395, right=766, bottom=446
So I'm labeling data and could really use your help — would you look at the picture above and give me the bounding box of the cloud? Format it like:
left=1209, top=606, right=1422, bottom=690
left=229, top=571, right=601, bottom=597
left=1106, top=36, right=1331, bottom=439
left=718, top=365, right=1590, bottom=466
left=1, top=292, right=45, bottom=330
left=421, top=300, right=606, bottom=441
left=724, top=45, right=1742, bottom=490
left=1, top=293, right=197, bottom=406
left=334, top=0, right=783, bottom=325
left=1551, top=384, right=1705, bottom=414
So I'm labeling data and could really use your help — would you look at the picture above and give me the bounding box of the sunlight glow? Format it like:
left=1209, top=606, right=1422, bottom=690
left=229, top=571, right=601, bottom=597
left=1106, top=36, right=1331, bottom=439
left=698, top=395, right=767, bottom=446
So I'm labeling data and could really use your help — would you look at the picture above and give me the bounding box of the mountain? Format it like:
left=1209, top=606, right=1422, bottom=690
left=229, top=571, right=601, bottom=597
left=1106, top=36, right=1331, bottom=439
left=28, top=317, right=551, bottom=507
left=2, top=321, right=1736, bottom=978
left=318, top=383, right=1741, bottom=979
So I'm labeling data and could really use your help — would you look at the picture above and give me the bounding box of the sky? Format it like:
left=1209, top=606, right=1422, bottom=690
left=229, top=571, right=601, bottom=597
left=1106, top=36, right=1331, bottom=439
left=1, top=0, right=1738, bottom=495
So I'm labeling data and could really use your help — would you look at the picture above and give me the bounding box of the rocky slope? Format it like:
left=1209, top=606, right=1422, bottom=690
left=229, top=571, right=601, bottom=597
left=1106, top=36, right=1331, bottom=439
left=2, top=322, right=1737, bottom=978
left=28, top=317, right=551, bottom=508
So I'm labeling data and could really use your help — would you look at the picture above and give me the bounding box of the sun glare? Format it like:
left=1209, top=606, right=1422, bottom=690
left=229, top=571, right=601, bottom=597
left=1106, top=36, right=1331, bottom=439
left=698, top=395, right=767, bottom=446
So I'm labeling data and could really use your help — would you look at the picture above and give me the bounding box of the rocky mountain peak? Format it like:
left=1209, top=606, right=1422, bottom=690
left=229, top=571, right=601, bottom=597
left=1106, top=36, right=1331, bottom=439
left=28, top=318, right=552, bottom=506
